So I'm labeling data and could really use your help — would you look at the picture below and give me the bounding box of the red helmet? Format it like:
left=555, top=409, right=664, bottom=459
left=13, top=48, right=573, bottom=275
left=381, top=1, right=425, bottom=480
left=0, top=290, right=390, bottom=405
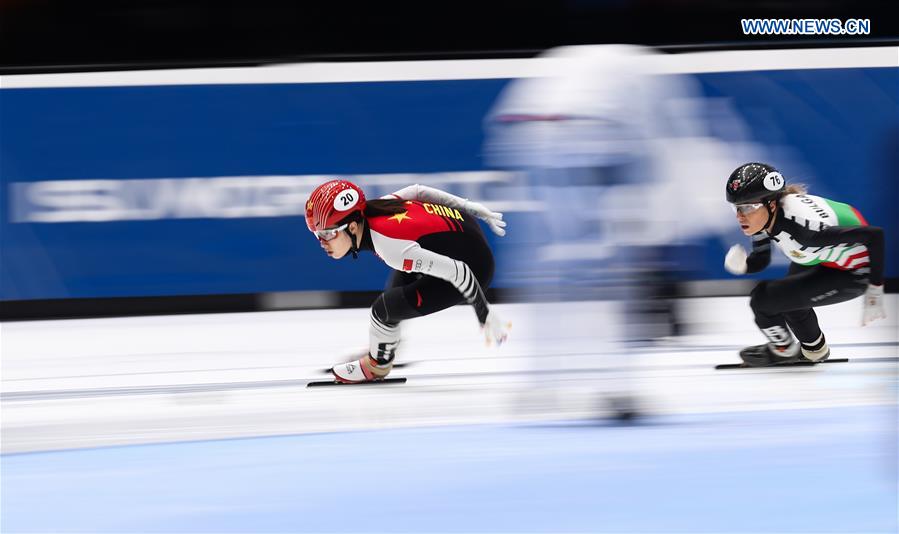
left=305, top=179, right=367, bottom=233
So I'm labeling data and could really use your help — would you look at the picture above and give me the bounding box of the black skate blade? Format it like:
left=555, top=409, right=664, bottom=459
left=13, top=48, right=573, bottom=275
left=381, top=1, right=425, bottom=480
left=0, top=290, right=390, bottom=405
left=715, top=358, right=848, bottom=370
left=319, top=362, right=410, bottom=374
left=307, top=377, right=407, bottom=387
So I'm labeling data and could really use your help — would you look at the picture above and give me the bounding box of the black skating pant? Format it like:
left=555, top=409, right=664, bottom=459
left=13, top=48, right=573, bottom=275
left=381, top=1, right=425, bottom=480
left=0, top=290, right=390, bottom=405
left=750, top=263, right=867, bottom=346
left=372, top=231, right=495, bottom=326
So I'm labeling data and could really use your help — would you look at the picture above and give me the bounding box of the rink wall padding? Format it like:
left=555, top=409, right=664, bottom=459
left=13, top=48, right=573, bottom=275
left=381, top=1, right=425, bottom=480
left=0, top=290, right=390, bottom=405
left=0, top=288, right=500, bottom=321
left=1, top=48, right=897, bottom=308
left=2, top=280, right=897, bottom=321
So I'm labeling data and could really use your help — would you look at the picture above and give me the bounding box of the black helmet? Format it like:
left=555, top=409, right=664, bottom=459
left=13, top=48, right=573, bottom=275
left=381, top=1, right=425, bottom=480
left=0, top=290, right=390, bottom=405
left=725, top=162, right=785, bottom=204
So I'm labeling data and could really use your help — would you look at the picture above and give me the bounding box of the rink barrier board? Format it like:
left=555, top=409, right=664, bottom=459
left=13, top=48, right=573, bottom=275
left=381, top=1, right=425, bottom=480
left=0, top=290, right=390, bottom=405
left=1, top=279, right=896, bottom=321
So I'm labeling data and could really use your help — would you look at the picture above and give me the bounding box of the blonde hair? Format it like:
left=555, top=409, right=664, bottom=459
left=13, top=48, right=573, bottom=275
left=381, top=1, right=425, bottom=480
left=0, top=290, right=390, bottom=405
left=783, top=183, right=808, bottom=195
left=772, top=183, right=807, bottom=208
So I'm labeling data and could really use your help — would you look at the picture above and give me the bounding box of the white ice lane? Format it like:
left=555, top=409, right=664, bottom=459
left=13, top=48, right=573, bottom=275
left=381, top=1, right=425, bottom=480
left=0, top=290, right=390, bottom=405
left=1, top=297, right=897, bottom=453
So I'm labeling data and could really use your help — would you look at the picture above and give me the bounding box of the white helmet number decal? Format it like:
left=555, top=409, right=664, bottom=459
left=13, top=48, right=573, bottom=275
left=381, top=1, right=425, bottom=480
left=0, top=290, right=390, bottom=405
left=763, top=171, right=784, bottom=191
left=334, top=189, right=359, bottom=211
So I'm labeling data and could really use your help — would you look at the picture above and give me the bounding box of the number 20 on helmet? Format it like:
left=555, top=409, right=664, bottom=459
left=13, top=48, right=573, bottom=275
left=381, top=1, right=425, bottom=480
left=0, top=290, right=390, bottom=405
left=305, top=180, right=367, bottom=236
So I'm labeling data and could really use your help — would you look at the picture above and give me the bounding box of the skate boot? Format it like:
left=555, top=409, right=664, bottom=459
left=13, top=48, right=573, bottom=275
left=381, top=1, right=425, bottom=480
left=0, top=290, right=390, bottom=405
left=799, top=335, right=830, bottom=362
left=739, top=343, right=800, bottom=367
left=331, top=354, right=393, bottom=383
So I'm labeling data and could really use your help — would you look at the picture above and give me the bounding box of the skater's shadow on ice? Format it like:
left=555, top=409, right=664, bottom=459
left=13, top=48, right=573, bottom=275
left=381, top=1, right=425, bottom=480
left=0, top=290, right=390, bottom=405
left=520, top=416, right=685, bottom=430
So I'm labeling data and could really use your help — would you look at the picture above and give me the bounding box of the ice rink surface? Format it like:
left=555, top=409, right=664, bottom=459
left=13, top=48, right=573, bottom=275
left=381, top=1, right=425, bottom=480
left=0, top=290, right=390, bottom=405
left=2, top=296, right=897, bottom=532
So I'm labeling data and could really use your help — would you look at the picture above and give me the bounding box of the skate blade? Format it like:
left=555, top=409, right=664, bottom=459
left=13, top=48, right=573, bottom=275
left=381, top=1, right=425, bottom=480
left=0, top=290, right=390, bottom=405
left=307, top=377, right=407, bottom=387
left=715, top=358, right=848, bottom=370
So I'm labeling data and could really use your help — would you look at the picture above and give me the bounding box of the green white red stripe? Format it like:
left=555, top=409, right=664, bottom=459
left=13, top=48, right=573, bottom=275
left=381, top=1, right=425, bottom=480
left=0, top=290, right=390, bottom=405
left=820, top=199, right=869, bottom=270
left=824, top=198, right=867, bottom=226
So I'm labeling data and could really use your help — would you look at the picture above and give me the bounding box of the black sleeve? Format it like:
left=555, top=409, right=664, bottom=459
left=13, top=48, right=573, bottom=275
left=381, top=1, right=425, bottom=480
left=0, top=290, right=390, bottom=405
left=794, top=225, right=885, bottom=286
left=745, top=233, right=771, bottom=273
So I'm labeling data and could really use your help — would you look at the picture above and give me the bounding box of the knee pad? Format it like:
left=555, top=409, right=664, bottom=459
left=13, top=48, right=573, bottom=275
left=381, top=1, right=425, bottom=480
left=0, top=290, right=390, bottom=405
left=372, top=288, right=420, bottom=325
left=371, top=292, right=394, bottom=326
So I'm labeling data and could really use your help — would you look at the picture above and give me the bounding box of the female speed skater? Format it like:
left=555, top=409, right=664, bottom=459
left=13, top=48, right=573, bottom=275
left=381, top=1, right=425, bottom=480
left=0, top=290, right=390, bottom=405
left=305, top=179, right=510, bottom=383
left=724, top=162, right=886, bottom=367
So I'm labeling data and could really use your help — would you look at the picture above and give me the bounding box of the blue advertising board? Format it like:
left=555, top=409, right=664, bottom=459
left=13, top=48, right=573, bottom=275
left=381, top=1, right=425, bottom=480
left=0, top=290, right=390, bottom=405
left=1, top=58, right=896, bottom=300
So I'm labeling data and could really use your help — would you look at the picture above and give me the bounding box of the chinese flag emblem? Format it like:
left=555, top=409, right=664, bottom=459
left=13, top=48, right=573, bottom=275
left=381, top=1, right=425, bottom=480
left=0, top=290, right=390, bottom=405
left=403, top=259, right=413, bottom=271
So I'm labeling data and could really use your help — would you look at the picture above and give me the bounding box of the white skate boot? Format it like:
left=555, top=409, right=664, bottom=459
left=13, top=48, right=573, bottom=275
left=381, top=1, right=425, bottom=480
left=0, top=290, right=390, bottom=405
left=331, top=354, right=393, bottom=384
left=798, top=334, right=830, bottom=362
left=800, top=343, right=830, bottom=362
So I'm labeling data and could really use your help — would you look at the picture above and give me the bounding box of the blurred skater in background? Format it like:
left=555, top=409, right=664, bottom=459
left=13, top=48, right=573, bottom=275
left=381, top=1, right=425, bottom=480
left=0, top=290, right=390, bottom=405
left=305, top=180, right=509, bottom=383
left=485, top=45, right=737, bottom=417
left=723, top=162, right=886, bottom=366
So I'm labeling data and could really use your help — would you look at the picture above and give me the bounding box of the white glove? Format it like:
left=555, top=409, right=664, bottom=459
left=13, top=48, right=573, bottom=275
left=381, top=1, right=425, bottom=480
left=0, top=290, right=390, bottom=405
left=481, top=309, right=511, bottom=347
left=464, top=200, right=507, bottom=236
left=861, top=284, right=886, bottom=326
left=724, top=244, right=748, bottom=275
